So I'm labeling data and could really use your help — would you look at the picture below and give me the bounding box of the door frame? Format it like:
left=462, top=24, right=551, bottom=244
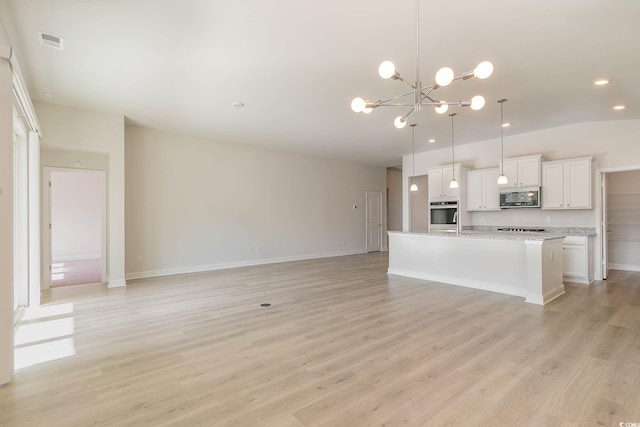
left=42, top=167, right=108, bottom=289
left=365, top=191, right=384, bottom=252
left=596, top=165, right=640, bottom=280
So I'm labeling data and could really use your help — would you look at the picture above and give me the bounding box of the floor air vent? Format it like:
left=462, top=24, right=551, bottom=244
left=39, top=32, right=64, bottom=50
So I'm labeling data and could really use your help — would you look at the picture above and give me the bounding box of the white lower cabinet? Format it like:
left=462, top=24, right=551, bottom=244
left=562, top=236, right=592, bottom=284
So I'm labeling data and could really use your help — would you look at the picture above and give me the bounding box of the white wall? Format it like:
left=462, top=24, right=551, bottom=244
left=125, top=126, right=387, bottom=278
left=409, top=175, right=429, bottom=233
left=402, top=119, right=640, bottom=230
left=50, top=170, right=103, bottom=261
left=35, top=102, right=126, bottom=287
left=386, top=168, right=402, bottom=231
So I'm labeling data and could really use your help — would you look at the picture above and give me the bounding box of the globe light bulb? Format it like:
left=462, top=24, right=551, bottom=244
left=449, top=179, right=459, bottom=189
left=351, top=97, right=365, bottom=112
left=435, top=67, right=454, bottom=87
left=410, top=183, right=418, bottom=192
left=434, top=102, right=448, bottom=114
left=394, top=116, right=407, bottom=128
left=362, top=106, right=373, bottom=114
left=470, top=95, right=486, bottom=110
left=378, top=61, right=396, bottom=79
left=474, top=61, right=494, bottom=79
left=497, top=174, right=508, bottom=185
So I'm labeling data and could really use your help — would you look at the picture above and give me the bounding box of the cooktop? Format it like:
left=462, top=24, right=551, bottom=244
left=496, top=227, right=546, bottom=232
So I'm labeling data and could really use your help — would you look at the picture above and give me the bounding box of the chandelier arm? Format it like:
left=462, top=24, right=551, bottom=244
left=375, top=89, right=416, bottom=105
left=375, top=103, right=419, bottom=107
left=395, top=75, right=416, bottom=89
left=402, top=108, right=416, bottom=121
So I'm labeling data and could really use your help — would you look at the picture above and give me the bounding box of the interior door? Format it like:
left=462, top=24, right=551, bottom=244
left=366, top=191, right=383, bottom=252
left=602, top=173, right=609, bottom=279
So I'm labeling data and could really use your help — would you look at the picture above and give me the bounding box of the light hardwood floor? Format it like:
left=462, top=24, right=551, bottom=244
left=2, top=253, right=640, bottom=426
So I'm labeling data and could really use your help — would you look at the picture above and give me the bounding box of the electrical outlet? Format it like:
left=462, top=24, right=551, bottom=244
left=546, top=216, right=552, bottom=223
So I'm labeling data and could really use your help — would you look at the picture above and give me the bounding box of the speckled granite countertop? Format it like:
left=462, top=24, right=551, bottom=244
left=464, top=226, right=597, bottom=236
left=389, top=230, right=566, bottom=241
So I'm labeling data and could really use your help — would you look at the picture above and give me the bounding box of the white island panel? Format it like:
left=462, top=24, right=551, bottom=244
left=388, top=232, right=565, bottom=305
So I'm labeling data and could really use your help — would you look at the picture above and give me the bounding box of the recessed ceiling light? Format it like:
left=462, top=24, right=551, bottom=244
left=502, top=123, right=511, bottom=128
left=428, top=138, right=436, bottom=143
left=613, top=105, right=626, bottom=110
left=594, top=79, right=609, bottom=86
left=231, top=102, right=245, bottom=108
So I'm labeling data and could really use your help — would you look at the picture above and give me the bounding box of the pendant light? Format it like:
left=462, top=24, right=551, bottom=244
left=497, top=98, right=509, bottom=185
left=449, top=113, right=459, bottom=189
left=410, top=124, right=418, bottom=192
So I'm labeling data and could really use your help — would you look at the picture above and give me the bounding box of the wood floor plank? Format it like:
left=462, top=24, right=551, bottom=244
left=2, top=253, right=640, bottom=426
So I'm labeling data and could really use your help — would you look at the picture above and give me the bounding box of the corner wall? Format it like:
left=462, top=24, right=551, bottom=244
left=35, top=102, right=126, bottom=287
left=125, top=126, right=387, bottom=278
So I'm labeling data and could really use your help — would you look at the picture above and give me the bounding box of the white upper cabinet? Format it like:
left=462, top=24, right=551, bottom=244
left=428, top=165, right=462, bottom=200
left=501, top=155, right=542, bottom=188
left=466, top=168, right=500, bottom=211
left=542, top=157, right=593, bottom=209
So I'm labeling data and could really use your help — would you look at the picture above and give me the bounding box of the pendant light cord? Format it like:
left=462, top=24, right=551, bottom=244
left=450, top=113, right=456, bottom=178
left=412, top=124, right=416, bottom=185
left=499, top=98, right=507, bottom=174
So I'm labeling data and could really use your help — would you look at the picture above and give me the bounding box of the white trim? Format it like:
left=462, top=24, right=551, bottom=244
left=126, top=249, right=366, bottom=281
left=609, top=263, right=640, bottom=272
left=525, top=285, right=565, bottom=306
left=107, top=279, right=127, bottom=288
left=563, top=276, right=592, bottom=285
left=387, top=267, right=528, bottom=299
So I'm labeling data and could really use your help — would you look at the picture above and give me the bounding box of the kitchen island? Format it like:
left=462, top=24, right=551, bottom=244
left=388, top=231, right=566, bottom=305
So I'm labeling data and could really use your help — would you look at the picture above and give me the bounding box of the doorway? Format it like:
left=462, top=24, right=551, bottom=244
left=602, top=169, right=640, bottom=279
left=366, top=191, right=383, bottom=252
left=43, top=168, right=107, bottom=287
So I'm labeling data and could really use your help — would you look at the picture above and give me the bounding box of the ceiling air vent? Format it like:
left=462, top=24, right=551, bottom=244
left=39, top=32, right=64, bottom=50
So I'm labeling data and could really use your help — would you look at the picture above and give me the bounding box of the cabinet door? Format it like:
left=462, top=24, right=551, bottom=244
left=542, top=163, right=564, bottom=208
left=563, top=244, right=587, bottom=279
left=564, top=160, right=591, bottom=208
left=482, top=169, right=501, bottom=210
left=519, top=157, right=541, bottom=187
left=466, top=171, right=483, bottom=211
left=442, top=167, right=459, bottom=198
left=501, top=160, right=518, bottom=187
left=428, top=169, right=443, bottom=198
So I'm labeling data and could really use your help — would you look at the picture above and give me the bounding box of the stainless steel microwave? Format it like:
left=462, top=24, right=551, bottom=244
left=499, top=187, right=540, bottom=208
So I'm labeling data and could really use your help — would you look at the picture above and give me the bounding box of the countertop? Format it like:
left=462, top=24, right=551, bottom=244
left=465, top=226, right=596, bottom=236
left=388, top=230, right=566, bottom=242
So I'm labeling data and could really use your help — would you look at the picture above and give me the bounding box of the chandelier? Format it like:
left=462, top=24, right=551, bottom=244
left=351, top=0, right=494, bottom=128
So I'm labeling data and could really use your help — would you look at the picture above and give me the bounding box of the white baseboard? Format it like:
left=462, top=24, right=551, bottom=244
left=108, top=279, right=127, bottom=288
left=52, top=254, right=101, bottom=262
left=125, top=249, right=367, bottom=281
left=387, top=267, right=527, bottom=300
left=609, top=263, right=640, bottom=272
left=526, top=285, right=565, bottom=305
left=563, top=275, right=592, bottom=285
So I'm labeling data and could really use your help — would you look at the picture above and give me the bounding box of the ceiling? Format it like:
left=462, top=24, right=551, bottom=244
left=2, top=0, right=638, bottom=166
